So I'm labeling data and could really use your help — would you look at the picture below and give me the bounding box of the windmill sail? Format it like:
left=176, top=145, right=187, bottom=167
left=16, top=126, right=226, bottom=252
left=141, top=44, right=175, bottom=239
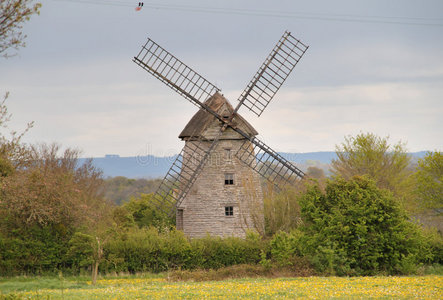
left=235, top=136, right=305, bottom=189
left=152, top=133, right=223, bottom=216
left=236, top=31, right=308, bottom=116
left=133, top=38, right=220, bottom=110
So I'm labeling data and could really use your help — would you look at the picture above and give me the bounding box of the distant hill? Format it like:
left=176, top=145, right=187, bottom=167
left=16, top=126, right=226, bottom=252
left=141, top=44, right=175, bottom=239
left=79, top=154, right=177, bottom=179
left=80, top=151, right=428, bottom=179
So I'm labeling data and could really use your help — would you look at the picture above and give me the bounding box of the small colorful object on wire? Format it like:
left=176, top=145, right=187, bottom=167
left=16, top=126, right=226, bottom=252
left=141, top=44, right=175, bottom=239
left=135, top=2, right=143, bottom=11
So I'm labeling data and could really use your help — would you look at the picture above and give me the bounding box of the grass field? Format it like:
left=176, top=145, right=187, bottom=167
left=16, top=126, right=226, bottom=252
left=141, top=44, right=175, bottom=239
left=1, top=275, right=442, bottom=299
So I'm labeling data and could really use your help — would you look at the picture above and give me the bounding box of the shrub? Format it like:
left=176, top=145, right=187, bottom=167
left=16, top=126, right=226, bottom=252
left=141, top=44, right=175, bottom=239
left=101, top=228, right=264, bottom=273
left=0, top=224, right=72, bottom=276
left=187, top=232, right=262, bottom=270
left=269, top=230, right=303, bottom=267
left=118, top=194, right=175, bottom=230
left=414, top=151, right=442, bottom=210
left=421, top=227, right=443, bottom=264
left=299, top=176, right=433, bottom=275
left=105, top=227, right=171, bottom=273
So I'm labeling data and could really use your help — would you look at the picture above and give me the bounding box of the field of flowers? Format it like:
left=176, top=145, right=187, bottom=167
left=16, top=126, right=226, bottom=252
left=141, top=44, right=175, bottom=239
left=3, top=275, right=441, bottom=299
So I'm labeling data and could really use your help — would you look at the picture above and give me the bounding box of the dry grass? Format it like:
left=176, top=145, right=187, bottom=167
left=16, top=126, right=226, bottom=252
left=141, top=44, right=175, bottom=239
left=168, top=263, right=315, bottom=282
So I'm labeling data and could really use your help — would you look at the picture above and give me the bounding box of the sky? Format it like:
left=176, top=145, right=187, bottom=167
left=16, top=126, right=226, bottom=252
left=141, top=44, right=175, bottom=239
left=1, top=0, right=442, bottom=158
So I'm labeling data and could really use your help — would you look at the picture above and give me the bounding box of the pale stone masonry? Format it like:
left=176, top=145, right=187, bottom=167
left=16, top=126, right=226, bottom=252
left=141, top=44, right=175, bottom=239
left=177, top=92, right=264, bottom=238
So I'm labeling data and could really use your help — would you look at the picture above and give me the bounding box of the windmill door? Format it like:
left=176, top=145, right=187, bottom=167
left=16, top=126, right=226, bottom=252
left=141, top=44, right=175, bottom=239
left=176, top=209, right=184, bottom=231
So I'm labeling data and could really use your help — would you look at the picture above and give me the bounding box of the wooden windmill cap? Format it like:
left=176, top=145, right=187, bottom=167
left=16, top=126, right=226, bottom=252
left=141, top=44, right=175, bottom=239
left=179, top=92, right=258, bottom=140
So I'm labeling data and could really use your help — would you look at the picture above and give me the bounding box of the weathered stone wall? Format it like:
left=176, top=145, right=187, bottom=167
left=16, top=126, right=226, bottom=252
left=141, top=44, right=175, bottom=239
left=178, top=137, right=264, bottom=238
left=176, top=94, right=264, bottom=238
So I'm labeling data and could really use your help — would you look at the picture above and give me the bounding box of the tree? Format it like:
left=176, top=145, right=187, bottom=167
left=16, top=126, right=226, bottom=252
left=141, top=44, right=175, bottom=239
left=414, top=151, right=442, bottom=211
left=0, top=143, right=111, bottom=274
left=68, top=229, right=110, bottom=284
left=0, top=96, right=116, bottom=276
left=299, top=176, right=433, bottom=275
left=0, top=0, right=41, bottom=58
left=306, top=166, right=326, bottom=180
left=115, top=193, right=174, bottom=230
left=0, top=92, right=33, bottom=173
left=331, top=132, right=411, bottom=196
left=262, top=187, right=303, bottom=237
left=103, top=176, right=162, bottom=205
left=1, top=143, right=106, bottom=228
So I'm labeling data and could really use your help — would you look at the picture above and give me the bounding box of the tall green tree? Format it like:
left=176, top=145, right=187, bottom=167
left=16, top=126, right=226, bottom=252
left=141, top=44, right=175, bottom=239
left=414, top=151, right=442, bottom=211
left=0, top=0, right=41, bottom=58
left=331, top=132, right=411, bottom=196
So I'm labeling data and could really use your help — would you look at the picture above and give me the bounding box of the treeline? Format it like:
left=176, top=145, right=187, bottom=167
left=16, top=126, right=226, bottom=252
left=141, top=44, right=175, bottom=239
left=0, top=96, right=442, bottom=281
left=3, top=176, right=441, bottom=279
left=102, top=176, right=161, bottom=205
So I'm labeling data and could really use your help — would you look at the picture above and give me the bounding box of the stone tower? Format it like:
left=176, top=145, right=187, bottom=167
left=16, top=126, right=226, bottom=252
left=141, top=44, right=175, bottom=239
left=176, top=92, right=264, bottom=238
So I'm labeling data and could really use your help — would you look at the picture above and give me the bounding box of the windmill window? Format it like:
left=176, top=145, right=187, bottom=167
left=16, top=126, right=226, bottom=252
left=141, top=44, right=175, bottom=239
left=225, top=148, right=232, bottom=160
left=224, top=173, right=234, bottom=185
left=225, top=206, right=234, bottom=216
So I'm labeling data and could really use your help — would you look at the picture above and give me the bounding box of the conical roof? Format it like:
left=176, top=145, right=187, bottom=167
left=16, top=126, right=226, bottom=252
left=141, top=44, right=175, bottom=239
left=179, top=92, right=258, bottom=140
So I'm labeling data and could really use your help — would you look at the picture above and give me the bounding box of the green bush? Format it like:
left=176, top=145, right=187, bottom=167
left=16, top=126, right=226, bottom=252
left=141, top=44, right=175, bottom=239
left=105, top=227, right=170, bottom=273
left=118, top=194, right=175, bottom=230
left=66, top=232, right=95, bottom=273
left=299, top=176, right=433, bottom=275
left=188, top=233, right=262, bottom=270
left=269, top=230, right=303, bottom=267
left=100, top=228, right=264, bottom=273
left=421, top=227, right=443, bottom=264
left=0, top=224, right=72, bottom=276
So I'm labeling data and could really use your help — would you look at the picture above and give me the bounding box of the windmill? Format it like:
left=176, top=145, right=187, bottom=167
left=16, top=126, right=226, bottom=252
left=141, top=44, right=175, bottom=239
left=133, top=31, right=308, bottom=237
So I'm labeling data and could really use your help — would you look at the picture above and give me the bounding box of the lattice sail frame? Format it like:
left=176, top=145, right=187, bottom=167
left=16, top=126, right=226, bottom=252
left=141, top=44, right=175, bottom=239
left=235, top=137, right=305, bottom=190
left=151, top=132, right=223, bottom=216
left=133, top=38, right=220, bottom=109
left=236, top=31, right=308, bottom=116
